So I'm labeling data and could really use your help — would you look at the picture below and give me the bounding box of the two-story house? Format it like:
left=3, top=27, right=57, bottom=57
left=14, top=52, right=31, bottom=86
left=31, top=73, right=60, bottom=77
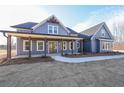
left=0, top=15, right=114, bottom=59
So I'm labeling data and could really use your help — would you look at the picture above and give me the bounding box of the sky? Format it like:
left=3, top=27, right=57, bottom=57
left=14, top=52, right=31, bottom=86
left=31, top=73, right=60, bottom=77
left=0, top=5, right=124, bottom=45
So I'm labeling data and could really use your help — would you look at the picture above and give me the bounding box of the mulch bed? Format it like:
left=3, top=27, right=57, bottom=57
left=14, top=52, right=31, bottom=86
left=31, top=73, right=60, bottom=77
left=0, top=56, right=54, bottom=66
left=64, top=52, right=124, bottom=58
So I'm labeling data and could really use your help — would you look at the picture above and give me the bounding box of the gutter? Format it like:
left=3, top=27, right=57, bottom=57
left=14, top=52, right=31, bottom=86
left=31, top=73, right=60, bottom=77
left=3, top=32, right=8, bottom=38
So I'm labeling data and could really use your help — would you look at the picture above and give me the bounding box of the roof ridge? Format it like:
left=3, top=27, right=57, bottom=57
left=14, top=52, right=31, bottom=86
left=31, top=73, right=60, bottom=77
left=80, top=22, right=104, bottom=33
left=79, top=22, right=105, bottom=36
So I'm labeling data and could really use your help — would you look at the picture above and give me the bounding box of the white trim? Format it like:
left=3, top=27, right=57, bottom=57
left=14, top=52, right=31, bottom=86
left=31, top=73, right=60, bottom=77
left=23, top=40, right=32, bottom=52
left=69, top=41, right=75, bottom=50
left=32, top=15, right=70, bottom=34
left=16, top=37, right=17, bottom=56
left=36, top=40, right=44, bottom=51
left=99, top=39, right=114, bottom=42
left=48, top=25, right=58, bottom=34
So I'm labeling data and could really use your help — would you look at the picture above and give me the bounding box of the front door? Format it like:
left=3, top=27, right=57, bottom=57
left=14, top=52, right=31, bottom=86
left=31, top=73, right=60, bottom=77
left=48, top=41, right=58, bottom=53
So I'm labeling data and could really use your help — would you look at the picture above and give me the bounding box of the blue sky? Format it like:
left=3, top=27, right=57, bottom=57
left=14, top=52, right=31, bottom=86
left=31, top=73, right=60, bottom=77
left=41, top=5, right=104, bottom=27
left=0, top=5, right=124, bottom=45
left=41, top=5, right=124, bottom=28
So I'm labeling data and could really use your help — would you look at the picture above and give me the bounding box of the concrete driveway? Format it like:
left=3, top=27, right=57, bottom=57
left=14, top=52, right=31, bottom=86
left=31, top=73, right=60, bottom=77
left=0, top=58, right=124, bottom=87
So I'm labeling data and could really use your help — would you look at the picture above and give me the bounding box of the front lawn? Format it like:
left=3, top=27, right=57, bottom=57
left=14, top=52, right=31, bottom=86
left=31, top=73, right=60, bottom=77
left=0, top=56, right=54, bottom=66
left=0, top=57, right=124, bottom=87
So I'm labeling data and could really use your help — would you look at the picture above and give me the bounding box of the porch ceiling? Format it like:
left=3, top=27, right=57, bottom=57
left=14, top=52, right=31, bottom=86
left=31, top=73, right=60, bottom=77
left=0, top=30, right=83, bottom=40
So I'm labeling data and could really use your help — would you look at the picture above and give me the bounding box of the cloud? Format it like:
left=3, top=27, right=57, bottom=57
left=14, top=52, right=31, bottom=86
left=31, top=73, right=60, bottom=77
left=73, top=6, right=124, bottom=33
left=0, top=5, right=49, bottom=45
left=73, top=21, right=91, bottom=32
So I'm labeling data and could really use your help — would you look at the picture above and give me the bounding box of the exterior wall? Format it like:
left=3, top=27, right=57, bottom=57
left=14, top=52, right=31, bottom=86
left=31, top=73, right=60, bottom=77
left=91, top=26, right=113, bottom=53
left=17, top=37, right=77, bottom=56
left=91, top=39, right=97, bottom=53
left=17, top=38, right=47, bottom=56
left=83, top=39, right=91, bottom=52
left=93, top=26, right=112, bottom=39
left=33, top=22, right=68, bottom=35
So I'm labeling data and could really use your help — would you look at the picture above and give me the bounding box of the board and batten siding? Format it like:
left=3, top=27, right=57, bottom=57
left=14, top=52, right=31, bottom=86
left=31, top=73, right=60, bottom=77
left=16, top=38, right=78, bottom=56
left=93, top=26, right=112, bottom=39
left=91, top=26, right=113, bottom=53
left=17, top=38, right=46, bottom=56
left=83, top=39, right=92, bottom=52
left=33, top=22, right=69, bottom=35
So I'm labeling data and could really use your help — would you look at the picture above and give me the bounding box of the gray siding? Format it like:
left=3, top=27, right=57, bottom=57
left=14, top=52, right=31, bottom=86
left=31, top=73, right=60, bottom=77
left=93, top=26, right=112, bottom=39
left=16, top=21, right=72, bottom=56
left=17, top=38, right=47, bottom=56
left=91, top=26, right=113, bottom=53
left=17, top=38, right=77, bottom=56
left=91, top=39, right=97, bottom=53
left=83, top=39, right=91, bottom=52
left=33, top=22, right=68, bottom=35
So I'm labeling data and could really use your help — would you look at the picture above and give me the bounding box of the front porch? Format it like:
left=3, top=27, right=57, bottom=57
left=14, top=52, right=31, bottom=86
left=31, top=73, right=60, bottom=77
left=0, top=30, right=83, bottom=59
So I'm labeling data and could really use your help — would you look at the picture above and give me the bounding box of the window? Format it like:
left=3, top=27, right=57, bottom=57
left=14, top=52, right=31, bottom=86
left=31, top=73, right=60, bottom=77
left=37, top=41, right=44, bottom=51
left=102, top=42, right=111, bottom=50
left=102, top=42, right=105, bottom=49
left=23, top=40, right=32, bottom=51
left=77, top=42, right=80, bottom=48
left=54, top=26, right=58, bottom=34
left=69, top=42, right=74, bottom=50
left=48, top=25, right=58, bottom=34
left=48, top=25, right=53, bottom=34
left=63, top=41, right=67, bottom=50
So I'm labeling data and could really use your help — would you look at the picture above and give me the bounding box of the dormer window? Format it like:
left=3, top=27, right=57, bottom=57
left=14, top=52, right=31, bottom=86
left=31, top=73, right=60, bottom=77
left=54, top=26, right=58, bottom=34
left=48, top=25, right=58, bottom=34
left=48, top=25, right=53, bottom=34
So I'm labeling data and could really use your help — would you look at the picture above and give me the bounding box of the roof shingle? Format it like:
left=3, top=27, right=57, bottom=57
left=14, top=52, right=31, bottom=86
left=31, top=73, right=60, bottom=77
left=80, top=22, right=104, bottom=36
left=11, top=22, right=38, bottom=29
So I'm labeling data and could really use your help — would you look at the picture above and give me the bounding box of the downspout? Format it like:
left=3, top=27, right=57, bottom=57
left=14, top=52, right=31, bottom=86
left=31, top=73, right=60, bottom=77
left=3, top=32, right=8, bottom=38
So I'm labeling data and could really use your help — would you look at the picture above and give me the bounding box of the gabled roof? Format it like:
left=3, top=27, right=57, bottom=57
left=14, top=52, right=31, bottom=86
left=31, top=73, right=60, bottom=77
left=66, top=27, right=78, bottom=34
left=66, top=27, right=89, bottom=38
left=32, top=15, right=70, bottom=33
left=11, top=15, right=70, bottom=33
left=80, top=22, right=104, bottom=36
left=11, top=22, right=38, bottom=29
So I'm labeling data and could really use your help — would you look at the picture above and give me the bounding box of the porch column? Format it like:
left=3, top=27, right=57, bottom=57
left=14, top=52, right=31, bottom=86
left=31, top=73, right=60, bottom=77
left=28, top=37, right=31, bottom=59
left=80, top=39, right=83, bottom=53
left=7, top=35, right=11, bottom=59
left=44, top=38, right=47, bottom=57
left=67, top=40, right=69, bottom=54
left=61, top=39, right=63, bottom=56
left=71, top=40, right=73, bottom=55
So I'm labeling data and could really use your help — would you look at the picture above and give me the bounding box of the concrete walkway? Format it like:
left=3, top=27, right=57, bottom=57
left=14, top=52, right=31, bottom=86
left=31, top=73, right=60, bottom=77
left=51, top=55, right=124, bottom=63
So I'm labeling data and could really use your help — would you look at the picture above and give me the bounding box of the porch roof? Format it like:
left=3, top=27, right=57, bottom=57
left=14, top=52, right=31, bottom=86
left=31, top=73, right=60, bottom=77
left=0, top=30, right=83, bottom=40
